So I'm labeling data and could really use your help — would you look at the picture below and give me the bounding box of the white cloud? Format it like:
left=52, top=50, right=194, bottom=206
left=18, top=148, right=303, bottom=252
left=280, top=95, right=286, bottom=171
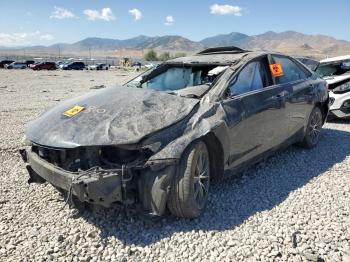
left=83, top=7, right=115, bottom=21
left=40, top=34, right=54, bottom=41
left=210, top=4, right=242, bottom=16
left=129, top=8, right=143, bottom=21
left=165, top=15, right=174, bottom=26
left=50, top=6, right=77, bottom=19
left=0, top=31, right=54, bottom=47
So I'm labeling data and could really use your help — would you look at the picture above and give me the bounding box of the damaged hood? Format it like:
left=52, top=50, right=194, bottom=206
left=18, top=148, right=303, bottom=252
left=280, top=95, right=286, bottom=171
left=324, top=74, right=350, bottom=85
left=26, top=86, right=198, bottom=148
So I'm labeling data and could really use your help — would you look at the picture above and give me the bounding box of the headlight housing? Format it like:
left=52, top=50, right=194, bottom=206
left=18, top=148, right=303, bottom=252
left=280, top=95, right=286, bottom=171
left=333, top=82, right=350, bottom=94
left=142, top=142, right=162, bottom=153
left=21, top=135, right=32, bottom=146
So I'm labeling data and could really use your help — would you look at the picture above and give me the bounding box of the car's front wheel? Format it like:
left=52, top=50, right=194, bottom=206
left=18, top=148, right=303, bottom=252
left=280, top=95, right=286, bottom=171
left=168, top=141, right=210, bottom=218
left=299, top=107, right=323, bottom=148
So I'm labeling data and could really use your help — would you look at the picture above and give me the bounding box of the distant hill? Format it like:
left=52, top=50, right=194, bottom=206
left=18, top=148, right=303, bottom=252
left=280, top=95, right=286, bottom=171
left=52, top=35, right=203, bottom=53
left=235, top=31, right=350, bottom=57
left=200, top=31, right=350, bottom=57
left=136, top=35, right=204, bottom=51
left=200, top=32, right=248, bottom=47
left=1, top=31, right=350, bottom=58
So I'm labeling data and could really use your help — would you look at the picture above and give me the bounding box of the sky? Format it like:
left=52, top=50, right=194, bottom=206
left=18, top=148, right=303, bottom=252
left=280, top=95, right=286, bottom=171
left=0, top=0, right=349, bottom=46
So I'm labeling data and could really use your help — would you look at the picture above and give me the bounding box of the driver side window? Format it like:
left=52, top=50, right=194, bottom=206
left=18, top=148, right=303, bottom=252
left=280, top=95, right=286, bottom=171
left=229, top=61, right=264, bottom=96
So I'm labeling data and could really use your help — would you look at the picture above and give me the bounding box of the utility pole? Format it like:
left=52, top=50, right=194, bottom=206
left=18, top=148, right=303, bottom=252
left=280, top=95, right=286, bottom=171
left=58, top=45, right=61, bottom=60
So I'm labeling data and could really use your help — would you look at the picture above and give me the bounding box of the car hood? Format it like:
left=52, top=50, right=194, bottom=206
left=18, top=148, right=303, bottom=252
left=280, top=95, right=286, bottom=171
left=26, top=86, right=198, bottom=148
left=323, top=74, right=350, bottom=85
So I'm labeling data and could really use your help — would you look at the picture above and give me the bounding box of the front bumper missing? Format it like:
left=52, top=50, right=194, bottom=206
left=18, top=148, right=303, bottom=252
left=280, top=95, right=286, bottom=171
left=20, top=147, right=177, bottom=215
left=21, top=147, right=127, bottom=207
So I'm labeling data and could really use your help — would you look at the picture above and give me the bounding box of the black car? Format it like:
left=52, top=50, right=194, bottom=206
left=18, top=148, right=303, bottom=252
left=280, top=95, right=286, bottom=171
left=0, top=60, right=14, bottom=68
left=25, top=60, right=35, bottom=67
left=21, top=47, right=329, bottom=218
left=62, top=62, right=85, bottom=70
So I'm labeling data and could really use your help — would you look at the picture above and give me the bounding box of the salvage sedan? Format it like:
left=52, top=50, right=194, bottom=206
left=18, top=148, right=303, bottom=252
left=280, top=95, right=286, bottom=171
left=317, top=55, right=350, bottom=119
left=20, top=47, right=329, bottom=218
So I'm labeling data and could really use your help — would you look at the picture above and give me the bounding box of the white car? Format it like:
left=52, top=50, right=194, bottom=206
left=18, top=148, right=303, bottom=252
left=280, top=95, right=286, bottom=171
left=317, top=55, right=350, bottom=119
left=87, top=63, right=110, bottom=70
left=297, top=55, right=350, bottom=119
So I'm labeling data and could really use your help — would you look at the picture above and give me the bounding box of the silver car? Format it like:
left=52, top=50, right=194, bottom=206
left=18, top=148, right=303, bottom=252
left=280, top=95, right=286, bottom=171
left=5, top=62, right=27, bottom=69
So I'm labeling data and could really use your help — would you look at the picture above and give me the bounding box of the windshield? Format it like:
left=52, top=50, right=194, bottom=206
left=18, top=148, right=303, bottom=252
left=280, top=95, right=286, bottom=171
left=316, top=60, right=350, bottom=77
left=126, top=64, right=228, bottom=91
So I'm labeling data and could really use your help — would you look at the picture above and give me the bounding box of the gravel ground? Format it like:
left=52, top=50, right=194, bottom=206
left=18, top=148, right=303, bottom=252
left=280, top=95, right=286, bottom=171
left=0, top=69, right=349, bottom=262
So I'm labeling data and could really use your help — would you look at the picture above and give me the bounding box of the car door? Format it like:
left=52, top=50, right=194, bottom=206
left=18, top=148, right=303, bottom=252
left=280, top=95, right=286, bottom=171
left=270, top=54, right=315, bottom=137
left=221, top=56, right=289, bottom=168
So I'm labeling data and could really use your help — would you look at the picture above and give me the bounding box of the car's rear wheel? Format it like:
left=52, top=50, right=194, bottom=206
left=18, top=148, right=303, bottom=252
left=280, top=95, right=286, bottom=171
left=299, top=107, right=323, bottom=148
left=167, top=141, right=210, bottom=218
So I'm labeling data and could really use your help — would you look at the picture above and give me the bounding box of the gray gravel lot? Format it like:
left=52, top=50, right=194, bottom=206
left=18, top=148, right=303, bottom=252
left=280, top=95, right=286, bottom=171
left=0, top=69, right=349, bottom=262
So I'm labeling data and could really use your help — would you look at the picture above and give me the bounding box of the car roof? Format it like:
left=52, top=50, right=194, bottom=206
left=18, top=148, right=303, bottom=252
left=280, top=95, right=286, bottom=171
left=167, top=46, right=267, bottom=65
left=320, top=55, right=350, bottom=63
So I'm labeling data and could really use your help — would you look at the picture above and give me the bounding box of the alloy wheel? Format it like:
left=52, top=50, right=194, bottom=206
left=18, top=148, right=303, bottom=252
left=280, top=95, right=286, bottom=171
left=193, top=148, right=210, bottom=209
left=308, top=109, right=322, bottom=145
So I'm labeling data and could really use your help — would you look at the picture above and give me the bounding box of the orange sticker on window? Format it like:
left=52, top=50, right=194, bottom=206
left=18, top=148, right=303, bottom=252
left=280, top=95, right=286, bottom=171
left=269, top=63, right=285, bottom=77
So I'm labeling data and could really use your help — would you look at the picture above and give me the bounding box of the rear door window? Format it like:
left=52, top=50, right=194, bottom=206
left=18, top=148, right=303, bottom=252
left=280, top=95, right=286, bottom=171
left=229, top=61, right=265, bottom=96
left=271, top=55, right=308, bottom=84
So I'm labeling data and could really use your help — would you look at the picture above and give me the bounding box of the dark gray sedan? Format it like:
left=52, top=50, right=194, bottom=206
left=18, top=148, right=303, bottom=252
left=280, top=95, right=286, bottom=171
left=21, top=47, right=329, bottom=218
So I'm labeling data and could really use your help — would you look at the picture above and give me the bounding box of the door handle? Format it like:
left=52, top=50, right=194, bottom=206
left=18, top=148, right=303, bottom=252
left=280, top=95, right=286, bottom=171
left=274, top=90, right=289, bottom=99
left=274, top=93, right=285, bottom=100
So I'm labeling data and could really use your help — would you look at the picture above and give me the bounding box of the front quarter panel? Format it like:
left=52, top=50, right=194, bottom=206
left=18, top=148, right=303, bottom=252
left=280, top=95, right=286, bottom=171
left=148, top=99, right=237, bottom=168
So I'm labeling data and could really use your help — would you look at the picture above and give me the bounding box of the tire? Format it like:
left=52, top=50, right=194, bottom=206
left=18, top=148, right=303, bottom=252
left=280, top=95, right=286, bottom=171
left=167, top=141, right=210, bottom=218
left=299, top=107, right=323, bottom=148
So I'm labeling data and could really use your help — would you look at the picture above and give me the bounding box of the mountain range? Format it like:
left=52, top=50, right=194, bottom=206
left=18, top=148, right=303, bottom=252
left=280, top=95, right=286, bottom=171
left=1, top=31, right=350, bottom=58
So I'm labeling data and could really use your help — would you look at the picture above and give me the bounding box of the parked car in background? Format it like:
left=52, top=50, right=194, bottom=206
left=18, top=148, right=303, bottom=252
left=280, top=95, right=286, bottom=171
left=144, top=63, right=155, bottom=69
left=25, top=60, right=35, bottom=67
left=0, top=60, right=15, bottom=68
left=318, top=55, right=350, bottom=119
left=62, top=62, right=85, bottom=70
left=56, top=61, right=63, bottom=68
left=88, top=63, right=110, bottom=70
left=21, top=47, right=329, bottom=218
left=58, top=62, right=68, bottom=69
left=5, top=62, right=27, bottom=69
left=298, top=55, right=350, bottom=119
left=0, top=60, right=14, bottom=68
left=31, top=62, right=57, bottom=71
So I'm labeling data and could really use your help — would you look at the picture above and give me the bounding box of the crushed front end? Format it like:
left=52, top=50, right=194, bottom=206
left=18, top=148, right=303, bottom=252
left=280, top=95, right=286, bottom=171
left=20, top=143, right=177, bottom=216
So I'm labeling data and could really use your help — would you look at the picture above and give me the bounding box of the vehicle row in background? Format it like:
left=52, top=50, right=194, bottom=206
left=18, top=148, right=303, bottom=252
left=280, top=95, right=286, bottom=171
left=0, top=60, right=88, bottom=71
left=0, top=59, right=147, bottom=71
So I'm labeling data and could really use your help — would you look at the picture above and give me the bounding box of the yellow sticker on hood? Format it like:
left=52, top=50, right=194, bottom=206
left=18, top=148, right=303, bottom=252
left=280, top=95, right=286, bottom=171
left=63, top=105, right=85, bottom=117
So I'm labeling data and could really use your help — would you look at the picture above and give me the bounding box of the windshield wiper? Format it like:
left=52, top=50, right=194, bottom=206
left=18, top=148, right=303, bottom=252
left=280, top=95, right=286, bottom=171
left=165, top=91, right=199, bottom=99
left=179, top=94, right=200, bottom=98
